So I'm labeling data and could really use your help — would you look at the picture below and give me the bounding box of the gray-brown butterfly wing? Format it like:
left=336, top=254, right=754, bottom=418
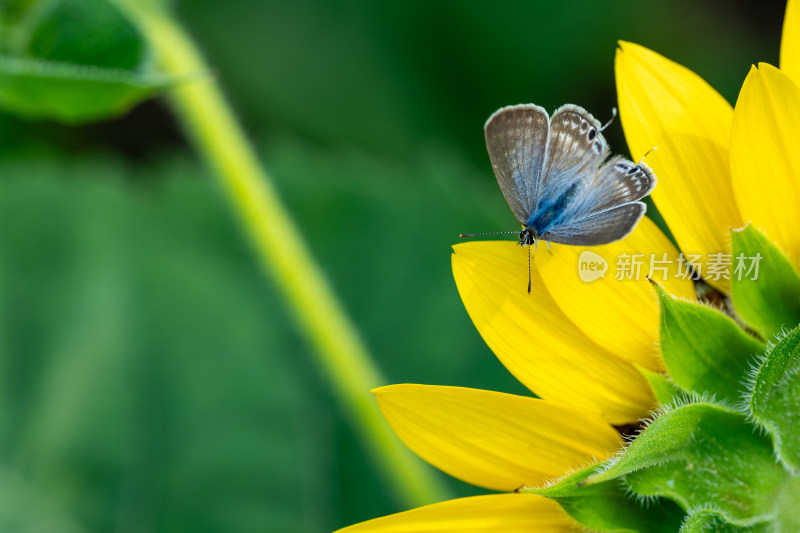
left=539, top=201, right=646, bottom=246
left=535, top=104, right=609, bottom=208
left=484, top=104, right=549, bottom=225
left=580, top=157, right=657, bottom=213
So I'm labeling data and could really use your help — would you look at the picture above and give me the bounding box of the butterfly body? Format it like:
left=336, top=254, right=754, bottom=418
left=485, top=103, right=657, bottom=249
left=526, top=181, right=581, bottom=236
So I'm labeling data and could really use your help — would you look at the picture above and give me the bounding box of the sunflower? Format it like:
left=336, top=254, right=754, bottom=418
left=337, top=1, right=800, bottom=531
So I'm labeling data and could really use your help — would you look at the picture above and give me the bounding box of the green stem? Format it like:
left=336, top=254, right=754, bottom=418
left=118, top=1, right=446, bottom=507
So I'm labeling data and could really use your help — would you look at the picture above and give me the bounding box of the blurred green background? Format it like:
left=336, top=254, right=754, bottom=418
left=0, top=0, right=785, bottom=531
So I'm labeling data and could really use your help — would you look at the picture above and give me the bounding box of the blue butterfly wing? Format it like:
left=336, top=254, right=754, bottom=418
left=539, top=157, right=656, bottom=245
left=484, top=104, right=549, bottom=225
left=539, top=202, right=647, bottom=246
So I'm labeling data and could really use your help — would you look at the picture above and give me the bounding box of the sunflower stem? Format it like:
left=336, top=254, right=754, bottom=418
left=116, top=0, right=447, bottom=507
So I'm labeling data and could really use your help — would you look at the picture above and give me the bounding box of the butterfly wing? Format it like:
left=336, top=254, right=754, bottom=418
left=484, top=103, right=654, bottom=246
left=534, top=105, right=609, bottom=208
left=484, top=104, right=549, bottom=225
left=538, top=158, right=656, bottom=245
left=579, top=157, right=657, bottom=212
left=539, top=202, right=646, bottom=246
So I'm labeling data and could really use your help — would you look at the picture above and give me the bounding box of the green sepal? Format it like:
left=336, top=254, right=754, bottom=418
left=527, top=464, right=684, bottom=533
left=730, top=224, right=800, bottom=340
left=589, top=403, right=786, bottom=526
left=653, top=282, right=764, bottom=404
left=680, top=511, right=767, bottom=532
left=637, top=365, right=685, bottom=405
left=748, top=324, right=800, bottom=470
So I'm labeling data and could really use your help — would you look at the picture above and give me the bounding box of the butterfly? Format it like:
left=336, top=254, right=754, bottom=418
left=461, top=104, right=657, bottom=293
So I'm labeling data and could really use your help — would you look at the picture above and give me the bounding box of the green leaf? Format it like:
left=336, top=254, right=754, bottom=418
left=748, top=325, right=800, bottom=470
left=774, top=474, right=800, bottom=531
left=653, top=283, right=764, bottom=404
left=0, top=0, right=166, bottom=122
left=637, top=365, right=685, bottom=405
left=0, top=56, right=169, bottom=122
left=590, top=403, right=787, bottom=526
left=529, top=464, right=685, bottom=533
left=731, top=224, right=800, bottom=340
left=21, top=0, right=147, bottom=70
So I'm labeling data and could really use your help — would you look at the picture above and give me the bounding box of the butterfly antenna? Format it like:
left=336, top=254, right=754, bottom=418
left=638, top=146, right=658, bottom=166
left=459, top=231, right=520, bottom=238
left=599, top=107, right=617, bottom=132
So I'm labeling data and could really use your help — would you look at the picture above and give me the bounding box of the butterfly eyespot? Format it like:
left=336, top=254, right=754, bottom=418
left=587, top=128, right=596, bottom=141
left=627, top=166, right=639, bottom=175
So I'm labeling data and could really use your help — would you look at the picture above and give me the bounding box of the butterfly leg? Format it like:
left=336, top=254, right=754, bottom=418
left=544, top=241, right=554, bottom=255
left=527, top=239, right=538, bottom=295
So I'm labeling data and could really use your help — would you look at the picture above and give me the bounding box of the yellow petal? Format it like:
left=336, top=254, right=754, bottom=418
left=616, top=42, right=741, bottom=292
left=452, top=241, right=655, bottom=424
left=781, top=0, right=800, bottom=84
left=731, top=64, right=800, bottom=269
left=538, top=217, right=696, bottom=373
left=374, top=384, right=621, bottom=492
left=334, top=494, right=581, bottom=533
